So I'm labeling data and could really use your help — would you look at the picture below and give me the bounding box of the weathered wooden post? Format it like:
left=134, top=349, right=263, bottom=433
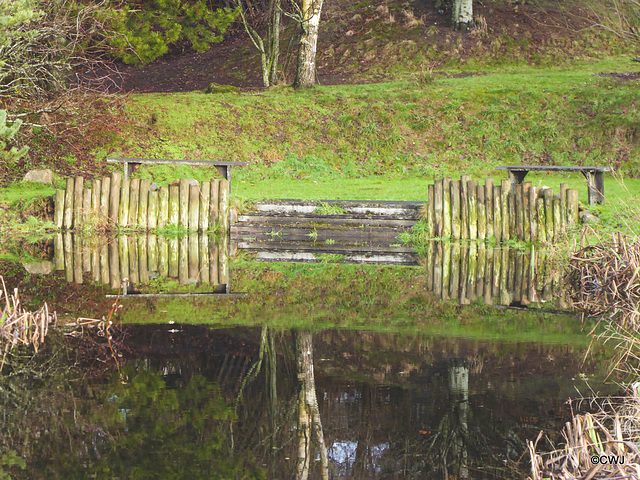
left=168, top=185, right=179, bottom=227
left=499, top=247, right=510, bottom=305
left=219, top=233, right=230, bottom=285
left=118, top=179, right=130, bottom=227
left=459, top=244, right=469, bottom=305
left=460, top=176, right=470, bottom=239
left=100, top=240, right=109, bottom=285
left=82, top=189, right=91, bottom=227
left=200, top=181, right=211, bottom=232
left=110, top=172, right=122, bottom=224
left=485, top=178, right=494, bottom=239
left=433, top=241, right=443, bottom=298
left=209, top=236, right=219, bottom=285
left=442, top=241, right=451, bottom=300
left=189, top=185, right=200, bottom=231
left=91, top=243, right=100, bottom=283
left=427, top=184, right=435, bottom=238
left=82, top=237, right=91, bottom=273
left=500, top=179, right=511, bottom=241
left=468, top=180, right=478, bottom=239
left=73, top=176, right=84, bottom=229
left=128, top=235, right=139, bottom=284
left=148, top=190, right=159, bottom=230
left=508, top=190, right=516, bottom=240
left=477, top=184, right=486, bottom=240
left=442, top=177, right=452, bottom=239
left=219, top=179, right=230, bottom=235
left=199, top=234, right=210, bottom=283
left=109, top=239, right=120, bottom=290
left=513, top=250, right=523, bottom=303
left=492, top=247, right=501, bottom=299
left=119, top=235, right=129, bottom=284
left=168, top=236, right=179, bottom=278
left=209, top=179, right=220, bottom=228
left=91, top=179, right=101, bottom=223
left=515, top=184, right=524, bottom=241
left=54, top=189, right=65, bottom=229
left=521, top=248, right=530, bottom=305
left=434, top=179, right=443, bottom=237
left=138, top=235, right=149, bottom=283
left=560, top=183, right=568, bottom=224
left=98, top=176, right=108, bottom=222
left=523, top=182, right=532, bottom=243
left=484, top=246, right=494, bottom=305
left=529, top=187, right=538, bottom=242
left=567, top=189, right=579, bottom=225
left=543, top=189, right=554, bottom=242
left=63, top=232, right=73, bottom=282
left=451, top=180, right=461, bottom=239
left=425, top=241, right=434, bottom=293
left=138, top=179, right=150, bottom=230
left=553, top=197, right=562, bottom=240
left=54, top=233, right=64, bottom=270
left=467, top=242, right=477, bottom=300
left=157, top=235, right=169, bottom=278
left=158, top=187, right=169, bottom=230
left=188, top=234, right=199, bottom=281
left=449, top=242, right=461, bottom=300
left=493, top=185, right=501, bottom=242
left=537, top=193, right=547, bottom=244
left=63, top=178, right=75, bottom=230
left=128, top=178, right=140, bottom=229
left=178, top=235, right=188, bottom=284
left=476, top=242, right=486, bottom=299
left=179, top=179, right=190, bottom=229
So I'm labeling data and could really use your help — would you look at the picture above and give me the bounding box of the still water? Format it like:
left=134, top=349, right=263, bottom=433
left=0, top=234, right=618, bottom=479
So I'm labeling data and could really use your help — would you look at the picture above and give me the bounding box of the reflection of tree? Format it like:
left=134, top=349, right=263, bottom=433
left=295, top=331, right=329, bottom=480
left=424, top=358, right=470, bottom=479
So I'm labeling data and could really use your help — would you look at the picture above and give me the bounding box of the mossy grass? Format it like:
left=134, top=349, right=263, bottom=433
left=113, top=258, right=603, bottom=346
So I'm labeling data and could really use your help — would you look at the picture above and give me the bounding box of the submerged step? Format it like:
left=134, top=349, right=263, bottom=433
left=235, top=213, right=417, bottom=228
left=254, top=200, right=423, bottom=217
left=252, top=251, right=421, bottom=266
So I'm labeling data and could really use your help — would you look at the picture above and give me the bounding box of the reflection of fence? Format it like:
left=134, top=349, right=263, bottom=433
left=423, top=242, right=565, bottom=307
left=53, top=233, right=229, bottom=289
left=424, top=177, right=579, bottom=242
left=53, top=173, right=230, bottom=232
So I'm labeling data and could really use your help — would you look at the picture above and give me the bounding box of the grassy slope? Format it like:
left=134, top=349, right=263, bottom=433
left=2, top=0, right=640, bottom=237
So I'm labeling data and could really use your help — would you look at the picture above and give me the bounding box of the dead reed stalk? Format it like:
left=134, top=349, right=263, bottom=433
left=566, top=234, right=640, bottom=329
left=0, top=276, right=56, bottom=370
left=528, top=386, right=640, bottom=480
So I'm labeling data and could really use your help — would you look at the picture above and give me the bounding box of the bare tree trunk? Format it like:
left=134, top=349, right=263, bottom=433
left=267, top=0, right=281, bottom=85
left=451, top=0, right=474, bottom=31
left=295, top=331, right=329, bottom=480
left=294, top=0, right=324, bottom=88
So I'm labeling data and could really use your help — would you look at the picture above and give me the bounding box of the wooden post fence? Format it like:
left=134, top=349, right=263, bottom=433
left=421, top=175, right=579, bottom=243
left=54, top=176, right=230, bottom=232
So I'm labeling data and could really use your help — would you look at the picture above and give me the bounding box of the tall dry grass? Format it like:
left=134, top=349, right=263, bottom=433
left=528, top=387, right=640, bottom=479
left=566, top=233, right=640, bottom=329
left=0, top=276, right=56, bottom=370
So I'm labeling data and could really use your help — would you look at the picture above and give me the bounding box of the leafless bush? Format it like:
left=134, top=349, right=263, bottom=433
left=1, top=0, right=124, bottom=106
left=0, top=276, right=56, bottom=371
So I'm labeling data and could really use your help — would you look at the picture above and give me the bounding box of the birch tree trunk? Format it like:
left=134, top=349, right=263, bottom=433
left=294, top=0, right=324, bottom=88
left=451, top=0, right=474, bottom=31
left=295, top=331, right=329, bottom=480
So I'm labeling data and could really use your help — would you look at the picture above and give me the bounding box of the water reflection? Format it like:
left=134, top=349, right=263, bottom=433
left=422, top=242, right=566, bottom=307
left=46, top=233, right=566, bottom=309
left=53, top=232, right=230, bottom=291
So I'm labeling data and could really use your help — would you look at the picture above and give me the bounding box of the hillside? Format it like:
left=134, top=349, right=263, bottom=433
left=117, top=0, right=625, bottom=92
left=3, top=0, right=640, bottom=189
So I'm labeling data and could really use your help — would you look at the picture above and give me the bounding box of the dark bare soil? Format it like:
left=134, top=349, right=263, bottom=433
left=116, top=0, right=597, bottom=93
